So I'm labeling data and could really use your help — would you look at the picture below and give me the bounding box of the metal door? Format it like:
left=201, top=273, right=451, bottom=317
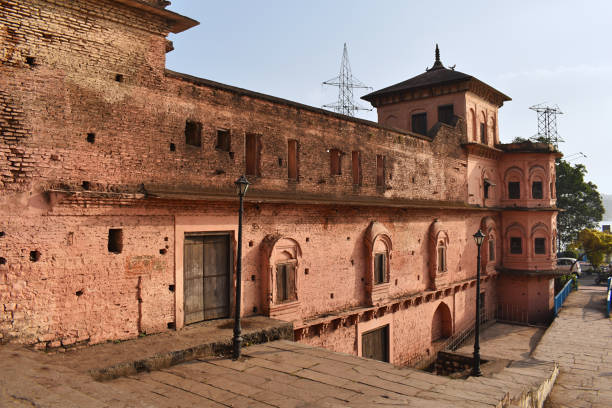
left=362, top=325, right=389, bottom=362
left=184, top=234, right=230, bottom=324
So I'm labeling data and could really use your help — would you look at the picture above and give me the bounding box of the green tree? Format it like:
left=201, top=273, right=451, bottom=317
left=569, top=229, right=612, bottom=267
left=556, top=160, right=604, bottom=249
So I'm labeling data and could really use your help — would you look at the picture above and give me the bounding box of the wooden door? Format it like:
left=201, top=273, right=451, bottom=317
left=362, top=325, right=389, bottom=362
left=184, top=234, right=230, bottom=324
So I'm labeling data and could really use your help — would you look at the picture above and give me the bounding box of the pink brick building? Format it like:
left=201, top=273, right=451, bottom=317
left=0, top=1, right=559, bottom=365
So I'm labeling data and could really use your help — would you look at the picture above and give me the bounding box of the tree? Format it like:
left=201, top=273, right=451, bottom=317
left=556, top=160, right=604, bottom=249
left=569, top=229, right=612, bottom=268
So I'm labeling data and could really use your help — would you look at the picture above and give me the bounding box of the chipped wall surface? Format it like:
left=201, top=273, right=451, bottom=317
left=1, top=0, right=558, bottom=364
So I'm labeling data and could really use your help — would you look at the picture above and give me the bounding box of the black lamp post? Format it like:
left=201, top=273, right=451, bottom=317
left=472, top=229, right=485, bottom=377
left=233, top=175, right=250, bottom=360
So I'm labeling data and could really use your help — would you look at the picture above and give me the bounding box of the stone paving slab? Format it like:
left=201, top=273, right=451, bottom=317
left=535, top=276, right=612, bottom=408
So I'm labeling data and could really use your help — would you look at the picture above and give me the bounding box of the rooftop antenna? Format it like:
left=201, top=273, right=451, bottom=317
left=323, top=43, right=372, bottom=117
left=529, top=103, right=564, bottom=148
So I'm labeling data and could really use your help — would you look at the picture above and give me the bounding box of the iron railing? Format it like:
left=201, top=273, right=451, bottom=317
left=607, top=277, right=611, bottom=318
left=554, top=278, right=575, bottom=316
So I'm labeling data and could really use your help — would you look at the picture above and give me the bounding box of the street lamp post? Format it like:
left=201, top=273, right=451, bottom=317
left=233, top=175, right=250, bottom=360
left=472, top=229, right=485, bottom=377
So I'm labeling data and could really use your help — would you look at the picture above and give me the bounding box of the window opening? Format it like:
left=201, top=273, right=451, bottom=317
left=376, top=155, right=385, bottom=187
left=185, top=120, right=202, bottom=147
left=246, top=133, right=261, bottom=176
left=488, top=239, right=495, bottom=261
left=411, top=113, right=427, bottom=135
left=330, top=149, right=342, bottom=175
left=480, top=123, right=486, bottom=143
left=108, top=229, right=123, bottom=254
left=532, top=181, right=543, bottom=199
left=534, top=238, right=546, bottom=254
left=374, top=252, right=387, bottom=284
left=438, top=104, right=454, bottom=125
left=437, top=246, right=446, bottom=272
left=275, top=263, right=296, bottom=303
left=352, top=151, right=361, bottom=186
left=215, top=129, right=231, bottom=151
left=510, top=237, right=522, bottom=254
left=288, top=140, right=298, bottom=180
left=508, top=182, right=521, bottom=199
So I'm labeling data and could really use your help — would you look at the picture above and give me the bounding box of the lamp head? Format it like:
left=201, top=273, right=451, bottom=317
left=473, top=230, right=485, bottom=246
left=235, top=175, right=250, bottom=196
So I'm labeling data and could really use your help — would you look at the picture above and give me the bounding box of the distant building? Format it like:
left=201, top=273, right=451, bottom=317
left=1, top=0, right=559, bottom=365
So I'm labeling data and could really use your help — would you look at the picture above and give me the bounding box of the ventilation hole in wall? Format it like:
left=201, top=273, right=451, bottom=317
left=164, top=237, right=168, bottom=241
left=169, top=143, right=176, bottom=151
left=229, top=151, right=235, bottom=160
left=168, top=284, right=175, bottom=292
left=304, top=268, right=309, bottom=275
left=167, top=322, right=176, bottom=329
left=86, top=133, right=95, bottom=143
left=42, top=32, right=53, bottom=39
left=25, top=56, right=36, bottom=66
left=108, top=229, right=123, bottom=254
left=75, top=290, right=83, bottom=297
left=350, top=259, right=354, bottom=265
left=159, top=248, right=167, bottom=255
left=82, top=181, right=90, bottom=190
left=29, top=250, right=41, bottom=262
left=411, top=251, right=415, bottom=255
left=0, top=257, right=6, bottom=265
left=251, top=275, right=255, bottom=281
left=305, top=237, right=310, bottom=242
left=115, top=74, right=124, bottom=82
left=278, top=157, right=283, bottom=166
left=50, top=154, right=60, bottom=161
left=214, top=169, right=225, bottom=175
left=361, top=277, right=364, bottom=282
left=0, top=231, right=4, bottom=237
left=395, top=279, right=398, bottom=285
left=330, top=293, right=334, bottom=299
left=165, top=245, right=169, bottom=249
left=412, top=177, right=415, bottom=183
left=417, top=275, right=420, bottom=281
left=253, top=306, right=258, bottom=313
left=537, top=292, right=541, bottom=296
left=248, top=240, right=254, bottom=247
left=346, top=237, right=350, bottom=240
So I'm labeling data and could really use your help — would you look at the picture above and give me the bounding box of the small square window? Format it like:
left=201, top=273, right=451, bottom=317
left=108, top=229, right=123, bottom=254
left=510, top=237, right=522, bottom=254
left=215, top=129, right=231, bottom=151
left=508, top=182, right=520, bottom=199
left=534, top=238, right=546, bottom=254
left=438, top=105, right=454, bottom=125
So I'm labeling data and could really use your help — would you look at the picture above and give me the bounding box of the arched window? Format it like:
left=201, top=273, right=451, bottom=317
left=429, top=219, right=450, bottom=289
left=364, top=222, right=393, bottom=305
left=431, top=302, right=452, bottom=342
left=480, top=217, right=497, bottom=272
left=531, top=223, right=550, bottom=257
left=479, top=112, right=487, bottom=144
left=529, top=165, right=547, bottom=200
left=470, top=108, right=477, bottom=141
left=261, top=235, right=302, bottom=317
left=504, top=167, right=524, bottom=200
left=505, top=223, right=527, bottom=256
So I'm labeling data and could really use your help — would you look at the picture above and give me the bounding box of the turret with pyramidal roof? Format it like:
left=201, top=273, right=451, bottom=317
left=362, top=45, right=510, bottom=145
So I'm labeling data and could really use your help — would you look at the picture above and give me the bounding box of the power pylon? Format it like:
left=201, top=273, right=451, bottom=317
left=323, top=43, right=372, bottom=117
left=529, top=103, right=564, bottom=148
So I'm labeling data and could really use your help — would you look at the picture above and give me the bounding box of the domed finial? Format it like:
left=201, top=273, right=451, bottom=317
left=427, top=43, right=445, bottom=71
left=435, top=43, right=440, bottom=63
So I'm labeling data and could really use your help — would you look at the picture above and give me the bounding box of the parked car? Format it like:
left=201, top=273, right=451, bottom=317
left=557, top=258, right=582, bottom=276
left=578, top=261, right=594, bottom=274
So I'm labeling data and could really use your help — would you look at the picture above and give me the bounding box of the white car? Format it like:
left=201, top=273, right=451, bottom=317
left=557, top=258, right=582, bottom=276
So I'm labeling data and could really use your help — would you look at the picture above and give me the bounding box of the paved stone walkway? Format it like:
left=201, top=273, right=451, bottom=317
left=535, top=276, right=612, bottom=408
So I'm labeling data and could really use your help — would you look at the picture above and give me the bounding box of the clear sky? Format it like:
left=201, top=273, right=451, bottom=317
left=166, top=1, right=612, bottom=194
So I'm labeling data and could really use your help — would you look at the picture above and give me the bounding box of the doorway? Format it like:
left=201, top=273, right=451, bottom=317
left=183, top=234, right=231, bottom=324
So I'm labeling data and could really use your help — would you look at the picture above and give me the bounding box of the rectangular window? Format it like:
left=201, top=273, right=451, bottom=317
left=374, top=253, right=386, bottom=284
left=510, top=237, right=522, bottom=254
left=508, top=182, right=520, bottom=199
left=215, top=129, right=231, bottom=151
left=534, top=238, right=546, bottom=254
left=438, top=104, right=454, bottom=125
left=245, top=133, right=261, bottom=176
left=185, top=120, right=202, bottom=147
left=532, top=181, right=543, bottom=199
left=480, top=123, right=486, bottom=143
left=275, top=263, right=296, bottom=303
left=437, top=247, right=446, bottom=271
left=287, top=139, right=298, bottom=181
left=376, top=155, right=385, bottom=187
left=489, top=239, right=495, bottom=261
left=411, top=113, right=427, bottom=135
left=484, top=180, right=491, bottom=199
left=330, top=149, right=342, bottom=175
left=352, top=151, right=361, bottom=186
left=108, top=229, right=123, bottom=254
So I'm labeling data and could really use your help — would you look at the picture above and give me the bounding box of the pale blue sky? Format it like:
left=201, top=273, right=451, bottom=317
left=166, top=1, right=612, bottom=194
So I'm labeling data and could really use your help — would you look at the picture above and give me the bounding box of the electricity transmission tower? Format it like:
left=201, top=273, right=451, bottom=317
left=529, top=103, right=564, bottom=148
left=323, top=43, right=372, bottom=117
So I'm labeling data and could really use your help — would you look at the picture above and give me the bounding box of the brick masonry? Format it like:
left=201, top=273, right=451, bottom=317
left=1, top=0, right=558, bottom=366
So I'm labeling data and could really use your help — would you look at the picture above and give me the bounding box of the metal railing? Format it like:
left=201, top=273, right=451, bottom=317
left=607, top=277, right=611, bottom=318
left=554, top=278, right=575, bottom=316
left=496, top=303, right=529, bottom=325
